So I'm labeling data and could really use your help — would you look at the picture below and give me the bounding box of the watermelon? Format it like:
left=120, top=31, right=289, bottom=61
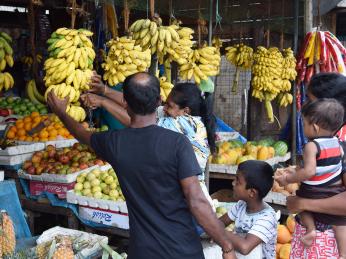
left=273, top=141, right=288, bottom=156
left=229, top=139, right=243, bottom=148
left=257, top=138, right=275, bottom=147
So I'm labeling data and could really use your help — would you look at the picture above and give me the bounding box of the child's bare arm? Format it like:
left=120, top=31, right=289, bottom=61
left=224, top=232, right=263, bottom=255
left=275, top=142, right=317, bottom=185
left=219, top=213, right=233, bottom=227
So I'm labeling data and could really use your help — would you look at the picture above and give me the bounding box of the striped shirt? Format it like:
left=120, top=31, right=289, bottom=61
left=228, top=200, right=277, bottom=259
left=304, top=137, right=343, bottom=185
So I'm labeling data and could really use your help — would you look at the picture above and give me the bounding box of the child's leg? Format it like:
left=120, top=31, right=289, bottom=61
left=299, top=211, right=317, bottom=247
left=333, top=225, right=346, bottom=259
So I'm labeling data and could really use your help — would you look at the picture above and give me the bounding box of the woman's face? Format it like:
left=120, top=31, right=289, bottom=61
left=163, top=95, right=186, bottom=118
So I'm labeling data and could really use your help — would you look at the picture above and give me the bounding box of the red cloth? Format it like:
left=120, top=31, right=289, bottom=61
left=337, top=125, right=346, bottom=142
left=290, top=223, right=339, bottom=259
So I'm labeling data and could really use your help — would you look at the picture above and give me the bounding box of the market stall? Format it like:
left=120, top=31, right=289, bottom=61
left=0, top=0, right=345, bottom=258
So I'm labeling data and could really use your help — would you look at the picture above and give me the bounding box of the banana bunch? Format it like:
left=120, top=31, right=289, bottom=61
left=225, top=43, right=253, bottom=69
left=0, top=32, right=14, bottom=71
left=26, top=80, right=45, bottom=104
left=65, top=104, right=86, bottom=122
left=44, top=27, right=95, bottom=122
left=164, top=27, right=194, bottom=66
left=277, top=92, right=293, bottom=107
left=281, top=48, right=297, bottom=81
left=0, top=72, right=14, bottom=91
left=252, top=47, right=285, bottom=122
left=20, top=54, right=42, bottom=66
left=0, top=32, right=14, bottom=91
left=102, top=36, right=151, bottom=86
left=159, top=76, right=174, bottom=102
left=212, top=37, right=223, bottom=55
left=130, top=19, right=159, bottom=52
left=179, top=46, right=221, bottom=84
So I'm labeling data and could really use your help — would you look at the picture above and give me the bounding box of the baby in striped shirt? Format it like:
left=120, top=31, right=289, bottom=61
left=275, top=98, right=346, bottom=258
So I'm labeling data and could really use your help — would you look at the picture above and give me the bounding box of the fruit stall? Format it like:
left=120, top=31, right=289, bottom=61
left=0, top=0, right=344, bottom=258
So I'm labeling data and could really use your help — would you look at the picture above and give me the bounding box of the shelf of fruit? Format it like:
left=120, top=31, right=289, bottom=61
left=67, top=167, right=127, bottom=212
left=18, top=143, right=107, bottom=183
left=0, top=96, right=48, bottom=117
left=209, top=139, right=290, bottom=174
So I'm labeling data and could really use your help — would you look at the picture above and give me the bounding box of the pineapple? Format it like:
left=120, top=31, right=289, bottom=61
left=52, top=236, right=74, bottom=259
left=36, top=241, right=51, bottom=259
left=0, top=210, right=16, bottom=258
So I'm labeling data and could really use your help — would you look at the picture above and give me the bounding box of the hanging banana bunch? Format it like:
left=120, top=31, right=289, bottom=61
left=21, top=54, right=42, bottom=67
left=159, top=76, right=174, bottom=102
left=43, top=27, right=96, bottom=122
left=0, top=32, right=14, bottom=91
left=225, top=43, right=253, bottom=93
left=102, top=36, right=151, bottom=86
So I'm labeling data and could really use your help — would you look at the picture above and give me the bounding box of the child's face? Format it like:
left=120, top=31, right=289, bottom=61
left=303, top=116, right=318, bottom=138
left=163, top=95, right=186, bottom=118
left=232, top=171, right=250, bottom=201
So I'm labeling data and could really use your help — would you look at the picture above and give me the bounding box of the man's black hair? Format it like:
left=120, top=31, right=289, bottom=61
left=302, top=98, right=344, bottom=133
left=238, top=160, right=274, bottom=199
left=123, top=72, right=160, bottom=115
left=309, top=73, right=346, bottom=123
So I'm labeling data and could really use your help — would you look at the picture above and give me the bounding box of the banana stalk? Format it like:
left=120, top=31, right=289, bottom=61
left=265, top=100, right=274, bottom=123
left=232, top=66, right=240, bottom=93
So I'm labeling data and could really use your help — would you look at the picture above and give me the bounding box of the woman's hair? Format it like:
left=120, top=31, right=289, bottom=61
left=308, top=73, right=346, bottom=122
left=170, top=83, right=216, bottom=153
left=302, top=98, right=344, bottom=133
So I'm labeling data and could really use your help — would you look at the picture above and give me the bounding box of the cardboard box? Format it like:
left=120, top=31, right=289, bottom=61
left=79, top=205, right=129, bottom=229
left=29, top=180, right=75, bottom=198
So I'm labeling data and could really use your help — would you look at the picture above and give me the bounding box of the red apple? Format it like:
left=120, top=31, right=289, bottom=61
left=79, top=163, right=88, bottom=170
left=36, top=166, right=44, bottom=175
left=59, top=155, right=70, bottom=164
left=46, top=145, right=55, bottom=152
left=31, top=154, right=42, bottom=164
left=27, top=166, right=36, bottom=175
left=93, top=159, right=104, bottom=166
left=71, top=162, right=79, bottom=168
left=22, top=161, right=32, bottom=170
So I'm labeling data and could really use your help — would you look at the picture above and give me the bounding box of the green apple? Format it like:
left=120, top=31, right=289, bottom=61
left=76, top=175, right=85, bottom=183
left=109, top=189, right=119, bottom=198
left=83, top=181, right=91, bottom=189
left=82, top=188, right=91, bottom=196
left=74, top=183, right=83, bottom=191
left=102, top=194, right=110, bottom=200
left=86, top=173, right=96, bottom=181
left=100, top=182, right=107, bottom=190
left=103, top=186, right=110, bottom=195
left=91, top=169, right=101, bottom=178
left=86, top=193, right=93, bottom=198
left=104, top=176, right=114, bottom=185
left=75, top=191, right=82, bottom=196
left=91, top=179, right=100, bottom=187
left=92, top=186, right=102, bottom=193
left=100, top=172, right=108, bottom=181
left=93, top=191, right=103, bottom=199
left=110, top=182, right=117, bottom=189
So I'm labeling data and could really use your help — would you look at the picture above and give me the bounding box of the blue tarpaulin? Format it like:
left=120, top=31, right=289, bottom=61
left=0, top=180, right=31, bottom=239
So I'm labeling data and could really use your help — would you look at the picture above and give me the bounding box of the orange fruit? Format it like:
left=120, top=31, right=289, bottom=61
left=39, top=130, right=49, bottom=139
left=277, top=225, right=292, bottom=244
left=15, top=119, right=23, bottom=126
left=33, top=117, right=41, bottom=124
left=31, top=111, right=39, bottom=118
left=25, top=136, right=33, bottom=142
left=33, top=137, right=40, bottom=142
left=57, top=128, right=66, bottom=137
left=16, top=121, right=24, bottom=129
left=48, top=136, right=56, bottom=141
left=6, top=131, right=15, bottom=139
left=47, top=125, right=54, bottom=131
left=9, top=126, right=17, bottom=133
left=67, top=134, right=74, bottom=139
left=17, top=129, right=26, bottom=137
left=18, top=136, right=26, bottom=141
left=54, top=123, right=62, bottom=129
left=23, top=117, right=32, bottom=123
left=24, top=123, right=32, bottom=131
left=48, top=128, right=58, bottom=137
left=42, top=115, right=48, bottom=120
left=40, top=137, right=48, bottom=142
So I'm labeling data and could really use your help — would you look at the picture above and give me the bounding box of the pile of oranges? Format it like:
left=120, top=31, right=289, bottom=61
left=6, top=112, right=74, bottom=142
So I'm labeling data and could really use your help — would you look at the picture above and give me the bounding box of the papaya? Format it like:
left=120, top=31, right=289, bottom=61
left=257, top=146, right=269, bottom=160
left=277, top=224, right=292, bottom=244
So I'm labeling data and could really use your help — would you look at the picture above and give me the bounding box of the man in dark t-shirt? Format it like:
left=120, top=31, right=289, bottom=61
left=47, top=72, right=235, bottom=259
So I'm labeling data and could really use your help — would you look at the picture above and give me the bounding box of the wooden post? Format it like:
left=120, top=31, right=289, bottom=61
left=304, top=0, right=313, bottom=34
left=70, top=0, right=77, bottom=29
left=148, top=0, right=157, bottom=75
